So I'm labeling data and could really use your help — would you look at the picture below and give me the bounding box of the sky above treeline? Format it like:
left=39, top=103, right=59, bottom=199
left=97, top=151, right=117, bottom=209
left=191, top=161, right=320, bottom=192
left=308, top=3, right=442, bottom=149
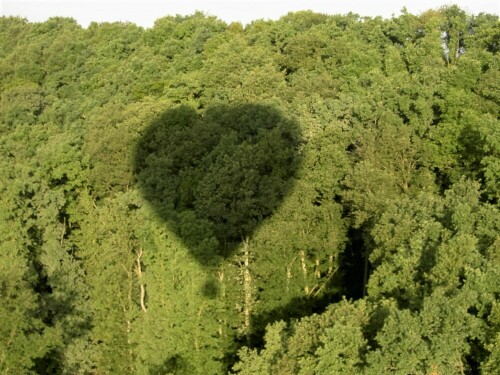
left=2, top=0, right=499, bottom=27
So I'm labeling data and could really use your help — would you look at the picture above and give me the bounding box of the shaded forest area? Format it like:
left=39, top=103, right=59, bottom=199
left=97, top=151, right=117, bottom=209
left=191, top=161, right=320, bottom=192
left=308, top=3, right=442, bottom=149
left=0, top=6, right=499, bottom=374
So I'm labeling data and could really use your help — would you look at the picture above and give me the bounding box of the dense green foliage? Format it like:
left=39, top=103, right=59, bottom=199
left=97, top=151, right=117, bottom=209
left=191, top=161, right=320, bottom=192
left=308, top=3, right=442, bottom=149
left=135, top=103, right=301, bottom=263
left=0, top=7, right=498, bottom=374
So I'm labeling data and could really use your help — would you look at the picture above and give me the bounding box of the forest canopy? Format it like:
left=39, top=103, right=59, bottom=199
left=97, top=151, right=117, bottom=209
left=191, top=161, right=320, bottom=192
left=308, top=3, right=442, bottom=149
left=0, top=6, right=499, bottom=374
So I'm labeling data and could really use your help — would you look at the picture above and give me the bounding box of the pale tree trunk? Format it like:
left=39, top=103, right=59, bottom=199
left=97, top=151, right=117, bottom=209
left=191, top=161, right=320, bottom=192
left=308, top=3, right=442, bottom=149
left=328, top=254, right=334, bottom=275
left=122, top=250, right=135, bottom=372
left=243, top=237, right=252, bottom=333
left=194, top=306, right=203, bottom=351
left=217, top=269, right=226, bottom=337
left=135, top=248, right=147, bottom=313
left=314, top=258, right=321, bottom=279
left=300, top=250, right=309, bottom=295
left=286, top=255, right=297, bottom=294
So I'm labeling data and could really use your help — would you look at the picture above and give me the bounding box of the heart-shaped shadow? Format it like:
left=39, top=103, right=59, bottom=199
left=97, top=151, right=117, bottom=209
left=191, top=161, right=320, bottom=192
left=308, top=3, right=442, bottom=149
left=134, top=103, right=301, bottom=266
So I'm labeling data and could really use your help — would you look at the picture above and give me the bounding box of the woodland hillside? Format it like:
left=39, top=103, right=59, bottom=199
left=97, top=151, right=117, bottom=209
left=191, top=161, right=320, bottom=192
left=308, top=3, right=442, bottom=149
left=0, top=6, right=499, bottom=374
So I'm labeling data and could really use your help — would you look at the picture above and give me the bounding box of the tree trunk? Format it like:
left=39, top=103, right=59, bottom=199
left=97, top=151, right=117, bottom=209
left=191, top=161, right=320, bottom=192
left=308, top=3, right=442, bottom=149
left=135, top=248, right=147, bottom=313
left=242, top=237, right=252, bottom=344
left=300, top=250, right=309, bottom=295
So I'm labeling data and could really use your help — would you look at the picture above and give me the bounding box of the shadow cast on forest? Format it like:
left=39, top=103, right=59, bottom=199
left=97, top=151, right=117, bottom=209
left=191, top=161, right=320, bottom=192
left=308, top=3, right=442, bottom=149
left=134, top=103, right=302, bottom=266
left=31, top=269, right=93, bottom=374
left=221, top=276, right=342, bottom=370
left=149, top=290, right=342, bottom=374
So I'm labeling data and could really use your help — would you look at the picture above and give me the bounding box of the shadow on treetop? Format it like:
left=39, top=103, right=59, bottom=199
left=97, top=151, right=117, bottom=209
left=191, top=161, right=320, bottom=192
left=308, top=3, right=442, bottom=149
left=134, top=103, right=302, bottom=266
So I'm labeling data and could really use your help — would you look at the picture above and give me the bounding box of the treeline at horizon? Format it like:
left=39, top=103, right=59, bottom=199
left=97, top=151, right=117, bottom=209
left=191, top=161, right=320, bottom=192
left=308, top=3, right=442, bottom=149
left=0, top=6, right=499, bottom=374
